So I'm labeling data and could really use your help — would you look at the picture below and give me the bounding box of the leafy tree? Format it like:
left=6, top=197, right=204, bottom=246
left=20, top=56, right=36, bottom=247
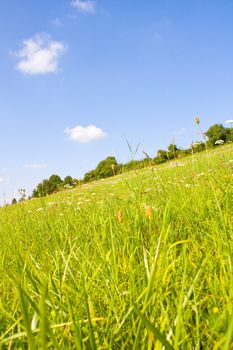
left=11, top=198, right=17, bottom=205
left=205, top=124, right=231, bottom=147
left=32, top=174, right=62, bottom=197
left=157, top=150, right=168, bottom=163
left=95, top=156, right=119, bottom=179
left=18, top=189, right=26, bottom=202
left=32, top=188, right=39, bottom=198
left=63, top=176, right=74, bottom=186
left=84, top=170, right=97, bottom=183
left=49, top=174, right=62, bottom=188
left=191, top=141, right=206, bottom=153
left=84, top=157, right=120, bottom=183
left=123, top=159, right=142, bottom=171
left=167, top=143, right=179, bottom=159
left=167, top=143, right=178, bottom=152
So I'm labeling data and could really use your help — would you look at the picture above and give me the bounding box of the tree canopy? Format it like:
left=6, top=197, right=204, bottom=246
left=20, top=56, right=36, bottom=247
left=205, top=124, right=232, bottom=146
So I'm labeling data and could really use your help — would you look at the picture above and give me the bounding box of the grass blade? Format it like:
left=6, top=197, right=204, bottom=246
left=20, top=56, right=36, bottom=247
left=134, top=308, right=174, bottom=350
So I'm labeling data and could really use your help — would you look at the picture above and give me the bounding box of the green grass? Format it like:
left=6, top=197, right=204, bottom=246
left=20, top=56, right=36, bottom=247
left=0, top=145, right=233, bottom=349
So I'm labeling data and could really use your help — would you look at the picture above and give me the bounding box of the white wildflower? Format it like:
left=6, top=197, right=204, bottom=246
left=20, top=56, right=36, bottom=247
left=215, top=139, right=224, bottom=145
left=37, top=207, right=44, bottom=212
left=145, top=188, right=153, bottom=193
left=196, top=172, right=205, bottom=178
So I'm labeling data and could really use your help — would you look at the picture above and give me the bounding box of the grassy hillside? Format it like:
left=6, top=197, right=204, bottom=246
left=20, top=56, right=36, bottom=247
left=0, top=145, right=233, bottom=349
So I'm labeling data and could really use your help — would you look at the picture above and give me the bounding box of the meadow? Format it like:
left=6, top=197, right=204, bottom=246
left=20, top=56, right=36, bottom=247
left=0, top=144, right=233, bottom=349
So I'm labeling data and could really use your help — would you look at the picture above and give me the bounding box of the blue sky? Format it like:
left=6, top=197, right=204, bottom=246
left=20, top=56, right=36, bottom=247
left=0, top=0, right=233, bottom=203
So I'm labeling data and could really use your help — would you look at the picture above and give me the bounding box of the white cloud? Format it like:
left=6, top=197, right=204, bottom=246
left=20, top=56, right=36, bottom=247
left=65, top=125, right=107, bottom=143
left=71, top=0, right=96, bottom=13
left=15, top=33, right=67, bottom=75
left=24, top=164, right=48, bottom=169
left=51, top=18, right=62, bottom=27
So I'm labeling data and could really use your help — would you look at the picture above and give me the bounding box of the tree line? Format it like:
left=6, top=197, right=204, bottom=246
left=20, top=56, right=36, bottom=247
left=11, top=122, right=232, bottom=204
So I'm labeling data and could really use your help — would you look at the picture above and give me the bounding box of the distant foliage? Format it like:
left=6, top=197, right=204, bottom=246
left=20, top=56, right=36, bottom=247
left=156, top=149, right=169, bottom=163
left=11, top=198, right=17, bottom=205
left=18, top=188, right=27, bottom=202
left=63, top=176, right=74, bottom=186
left=33, top=174, right=70, bottom=198
left=31, top=122, right=232, bottom=198
left=205, top=124, right=232, bottom=147
left=84, top=156, right=120, bottom=182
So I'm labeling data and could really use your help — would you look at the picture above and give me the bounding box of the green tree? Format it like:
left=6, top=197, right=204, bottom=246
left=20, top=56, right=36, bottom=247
left=167, top=143, right=179, bottom=159
left=32, top=174, right=62, bottom=197
left=63, top=176, right=74, bottom=186
left=18, top=189, right=26, bottom=202
left=84, top=170, right=97, bottom=183
left=191, top=141, right=206, bottom=153
left=11, top=198, right=17, bottom=205
left=49, top=174, right=62, bottom=188
left=95, top=156, right=119, bottom=179
left=156, top=150, right=168, bottom=163
left=84, top=157, right=120, bottom=182
left=205, top=124, right=231, bottom=147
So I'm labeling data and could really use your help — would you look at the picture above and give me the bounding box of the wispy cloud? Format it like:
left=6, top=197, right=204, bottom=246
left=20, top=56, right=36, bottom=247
left=225, top=119, right=233, bottom=124
left=71, top=0, right=96, bottom=13
left=15, top=33, right=67, bottom=75
left=23, top=164, right=48, bottom=169
left=50, top=18, right=62, bottom=28
left=65, top=125, right=107, bottom=143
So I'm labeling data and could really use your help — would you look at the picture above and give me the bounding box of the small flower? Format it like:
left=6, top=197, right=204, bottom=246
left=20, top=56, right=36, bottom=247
left=145, top=206, right=153, bottom=219
left=145, top=188, right=153, bottom=193
left=213, top=307, right=219, bottom=314
left=215, top=139, right=224, bottom=145
left=196, top=172, right=205, bottom=178
left=118, top=209, right=123, bottom=223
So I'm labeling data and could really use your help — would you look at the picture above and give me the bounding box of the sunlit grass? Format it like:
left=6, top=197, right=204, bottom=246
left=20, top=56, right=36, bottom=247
left=0, top=144, right=233, bottom=349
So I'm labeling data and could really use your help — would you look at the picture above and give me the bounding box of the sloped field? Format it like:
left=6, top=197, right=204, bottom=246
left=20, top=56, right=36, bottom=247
left=0, top=145, right=233, bottom=349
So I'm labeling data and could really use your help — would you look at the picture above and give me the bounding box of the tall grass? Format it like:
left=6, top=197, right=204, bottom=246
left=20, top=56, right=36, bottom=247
left=0, top=144, right=232, bottom=349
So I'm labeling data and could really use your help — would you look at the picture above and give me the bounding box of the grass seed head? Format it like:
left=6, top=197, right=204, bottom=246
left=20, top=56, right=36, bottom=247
left=195, top=116, right=200, bottom=125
